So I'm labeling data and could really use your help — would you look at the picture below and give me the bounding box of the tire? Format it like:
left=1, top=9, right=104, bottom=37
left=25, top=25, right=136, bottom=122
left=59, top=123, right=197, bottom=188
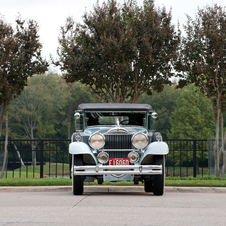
left=153, top=155, right=165, bottom=196
left=97, top=177, right=103, bottom=185
left=69, top=153, right=72, bottom=179
left=144, top=178, right=153, bottom=192
left=72, top=155, right=84, bottom=195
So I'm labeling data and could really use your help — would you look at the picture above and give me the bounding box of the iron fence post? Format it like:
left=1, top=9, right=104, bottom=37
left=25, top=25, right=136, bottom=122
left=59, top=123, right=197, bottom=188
left=40, top=140, right=44, bottom=178
left=193, top=139, right=197, bottom=177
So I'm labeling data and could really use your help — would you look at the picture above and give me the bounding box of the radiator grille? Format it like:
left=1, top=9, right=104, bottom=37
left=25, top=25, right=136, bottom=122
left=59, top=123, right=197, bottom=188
left=104, top=134, right=132, bottom=149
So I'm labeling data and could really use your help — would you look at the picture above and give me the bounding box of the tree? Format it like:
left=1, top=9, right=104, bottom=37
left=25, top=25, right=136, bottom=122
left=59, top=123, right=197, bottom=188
left=9, top=74, right=95, bottom=140
left=169, top=85, right=215, bottom=140
left=0, top=15, right=48, bottom=177
left=9, top=73, right=67, bottom=165
left=137, top=84, right=182, bottom=139
left=168, top=85, right=215, bottom=174
left=176, top=4, right=226, bottom=177
left=56, top=0, right=180, bottom=103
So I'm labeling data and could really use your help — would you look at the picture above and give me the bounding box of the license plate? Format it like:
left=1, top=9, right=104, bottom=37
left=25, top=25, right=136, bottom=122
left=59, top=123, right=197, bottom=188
left=108, top=158, right=130, bottom=165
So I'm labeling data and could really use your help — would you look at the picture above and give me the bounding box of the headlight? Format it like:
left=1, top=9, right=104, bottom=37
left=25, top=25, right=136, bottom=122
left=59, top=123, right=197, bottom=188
left=71, top=133, right=82, bottom=142
left=132, top=132, right=148, bottom=149
left=128, top=151, right=139, bottom=163
left=89, top=132, right=105, bottom=149
left=156, top=134, right=162, bottom=141
left=97, top=152, right=109, bottom=164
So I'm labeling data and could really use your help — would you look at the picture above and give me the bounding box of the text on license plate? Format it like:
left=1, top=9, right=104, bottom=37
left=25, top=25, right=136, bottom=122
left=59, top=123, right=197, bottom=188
left=108, top=158, right=130, bottom=165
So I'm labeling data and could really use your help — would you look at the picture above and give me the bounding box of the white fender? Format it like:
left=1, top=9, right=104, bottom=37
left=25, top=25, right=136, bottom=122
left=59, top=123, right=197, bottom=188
left=142, top=141, right=169, bottom=159
left=140, top=141, right=169, bottom=164
left=69, top=142, right=97, bottom=164
left=146, top=141, right=169, bottom=155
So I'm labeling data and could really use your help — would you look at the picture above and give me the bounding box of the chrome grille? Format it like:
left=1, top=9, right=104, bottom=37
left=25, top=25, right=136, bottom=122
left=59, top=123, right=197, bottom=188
left=104, top=134, right=132, bottom=149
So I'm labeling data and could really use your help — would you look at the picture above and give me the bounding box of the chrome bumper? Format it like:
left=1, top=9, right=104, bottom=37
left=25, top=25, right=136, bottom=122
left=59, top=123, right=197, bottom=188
left=73, top=164, right=162, bottom=176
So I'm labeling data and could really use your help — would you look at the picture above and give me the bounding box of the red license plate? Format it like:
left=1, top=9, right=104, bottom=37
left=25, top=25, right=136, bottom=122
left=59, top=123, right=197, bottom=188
left=108, top=158, right=130, bottom=165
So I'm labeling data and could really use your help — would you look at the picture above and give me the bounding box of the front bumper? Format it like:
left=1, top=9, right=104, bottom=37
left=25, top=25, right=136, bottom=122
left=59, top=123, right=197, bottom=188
left=73, top=164, right=162, bottom=176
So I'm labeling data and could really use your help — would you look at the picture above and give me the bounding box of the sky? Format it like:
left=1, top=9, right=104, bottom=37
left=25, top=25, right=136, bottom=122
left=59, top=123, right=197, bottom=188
left=0, top=0, right=225, bottom=73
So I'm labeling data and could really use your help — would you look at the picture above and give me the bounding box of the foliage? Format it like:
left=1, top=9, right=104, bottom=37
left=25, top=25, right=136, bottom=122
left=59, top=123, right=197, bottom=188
left=9, top=73, right=67, bottom=139
left=168, top=84, right=215, bottom=139
left=167, top=85, right=215, bottom=170
left=0, top=14, right=48, bottom=108
left=137, top=84, right=182, bottom=139
left=176, top=4, right=226, bottom=177
left=0, top=15, right=48, bottom=178
left=56, top=0, right=180, bottom=103
left=7, top=74, right=95, bottom=140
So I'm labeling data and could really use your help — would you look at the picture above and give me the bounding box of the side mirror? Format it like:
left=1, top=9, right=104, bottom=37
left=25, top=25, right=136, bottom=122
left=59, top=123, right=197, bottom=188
left=74, top=112, right=80, bottom=120
left=74, top=112, right=83, bottom=131
left=151, top=112, right=158, bottom=119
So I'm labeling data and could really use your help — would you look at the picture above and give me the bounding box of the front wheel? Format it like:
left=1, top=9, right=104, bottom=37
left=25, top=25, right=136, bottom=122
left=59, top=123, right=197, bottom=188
left=153, top=155, right=165, bottom=196
left=144, top=178, right=153, bottom=192
left=72, top=155, right=84, bottom=195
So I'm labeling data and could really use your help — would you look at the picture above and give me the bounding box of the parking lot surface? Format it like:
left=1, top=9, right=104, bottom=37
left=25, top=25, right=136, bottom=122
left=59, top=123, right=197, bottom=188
left=0, top=186, right=226, bottom=226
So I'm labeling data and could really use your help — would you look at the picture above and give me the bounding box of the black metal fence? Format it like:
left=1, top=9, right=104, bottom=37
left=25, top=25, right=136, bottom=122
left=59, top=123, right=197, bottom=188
left=0, top=139, right=209, bottom=179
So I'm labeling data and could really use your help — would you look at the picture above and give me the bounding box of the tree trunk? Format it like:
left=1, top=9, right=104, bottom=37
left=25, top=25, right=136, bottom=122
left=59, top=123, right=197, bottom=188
left=31, top=129, right=36, bottom=166
left=214, top=152, right=221, bottom=177
left=214, top=113, right=220, bottom=177
left=221, top=112, right=225, bottom=178
left=222, top=151, right=226, bottom=178
left=11, top=141, right=25, bottom=167
left=0, top=103, right=9, bottom=179
left=212, top=99, right=222, bottom=177
left=0, top=104, right=6, bottom=137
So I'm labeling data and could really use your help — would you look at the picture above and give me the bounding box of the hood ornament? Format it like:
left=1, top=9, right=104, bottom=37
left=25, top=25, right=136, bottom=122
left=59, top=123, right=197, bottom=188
left=107, top=117, right=128, bottom=133
left=116, top=118, right=120, bottom=126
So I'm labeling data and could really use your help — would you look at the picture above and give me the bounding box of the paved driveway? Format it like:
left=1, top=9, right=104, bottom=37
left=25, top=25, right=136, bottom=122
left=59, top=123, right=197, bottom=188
left=0, top=186, right=226, bottom=226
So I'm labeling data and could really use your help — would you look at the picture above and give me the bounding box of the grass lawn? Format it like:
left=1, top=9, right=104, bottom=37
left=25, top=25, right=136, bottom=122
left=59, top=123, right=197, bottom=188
left=0, top=176, right=226, bottom=187
left=4, top=163, right=70, bottom=179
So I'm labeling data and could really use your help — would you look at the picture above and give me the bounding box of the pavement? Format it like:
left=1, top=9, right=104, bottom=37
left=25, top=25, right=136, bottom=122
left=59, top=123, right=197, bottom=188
left=1, top=185, right=226, bottom=193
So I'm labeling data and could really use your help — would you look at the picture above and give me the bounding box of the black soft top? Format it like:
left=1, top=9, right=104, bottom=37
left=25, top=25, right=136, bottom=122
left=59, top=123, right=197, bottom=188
left=77, top=103, right=152, bottom=111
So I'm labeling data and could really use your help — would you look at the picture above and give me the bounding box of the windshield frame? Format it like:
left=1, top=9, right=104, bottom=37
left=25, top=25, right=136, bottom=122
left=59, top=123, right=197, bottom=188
left=84, top=111, right=148, bottom=128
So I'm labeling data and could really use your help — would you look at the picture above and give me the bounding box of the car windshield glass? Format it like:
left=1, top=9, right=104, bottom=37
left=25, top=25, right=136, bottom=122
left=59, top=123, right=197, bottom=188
left=85, top=111, right=146, bottom=127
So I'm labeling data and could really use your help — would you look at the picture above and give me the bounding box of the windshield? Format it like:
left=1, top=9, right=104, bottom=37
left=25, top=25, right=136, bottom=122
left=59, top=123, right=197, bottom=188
left=85, top=111, right=146, bottom=127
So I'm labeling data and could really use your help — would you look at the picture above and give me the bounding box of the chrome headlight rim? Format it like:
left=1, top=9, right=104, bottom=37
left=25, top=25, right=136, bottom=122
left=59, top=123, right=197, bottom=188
left=153, top=132, right=163, bottom=142
left=72, top=132, right=82, bottom=142
left=89, top=132, right=105, bottom=150
left=156, top=134, right=162, bottom=141
left=97, top=151, right=109, bottom=164
left=131, top=132, right=148, bottom=149
left=128, top=151, right=140, bottom=164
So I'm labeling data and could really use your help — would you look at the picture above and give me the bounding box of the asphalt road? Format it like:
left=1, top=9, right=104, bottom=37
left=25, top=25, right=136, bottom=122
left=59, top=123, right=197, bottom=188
left=0, top=186, right=226, bottom=226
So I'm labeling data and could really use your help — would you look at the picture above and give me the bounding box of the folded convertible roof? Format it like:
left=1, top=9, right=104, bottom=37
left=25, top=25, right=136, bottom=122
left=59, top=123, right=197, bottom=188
left=77, top=103, right=152, bottom=111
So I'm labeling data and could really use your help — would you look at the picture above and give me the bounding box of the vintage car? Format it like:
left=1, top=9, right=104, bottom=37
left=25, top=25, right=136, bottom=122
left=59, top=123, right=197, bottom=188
left=69, top=103, right=169, bottom=195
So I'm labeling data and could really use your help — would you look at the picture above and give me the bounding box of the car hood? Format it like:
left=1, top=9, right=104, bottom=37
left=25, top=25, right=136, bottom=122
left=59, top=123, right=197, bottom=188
left=83, top=126, right=147, bottom=135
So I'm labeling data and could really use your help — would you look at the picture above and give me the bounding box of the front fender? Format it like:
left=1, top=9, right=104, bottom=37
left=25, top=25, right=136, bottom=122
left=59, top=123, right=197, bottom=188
left=69, top=142, right=97, bottom=164
left=145, top=141, right=169, bottom=155
left=141, top=141, right=169, bottom=164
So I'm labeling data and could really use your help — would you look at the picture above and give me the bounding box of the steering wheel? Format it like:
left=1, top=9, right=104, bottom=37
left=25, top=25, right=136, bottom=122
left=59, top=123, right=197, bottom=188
left=120, top=120, right=138, bottom=125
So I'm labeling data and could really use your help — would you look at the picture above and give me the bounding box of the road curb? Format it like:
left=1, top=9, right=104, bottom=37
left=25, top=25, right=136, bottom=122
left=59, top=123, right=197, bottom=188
left=1, top=186, right=226, bottom=193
